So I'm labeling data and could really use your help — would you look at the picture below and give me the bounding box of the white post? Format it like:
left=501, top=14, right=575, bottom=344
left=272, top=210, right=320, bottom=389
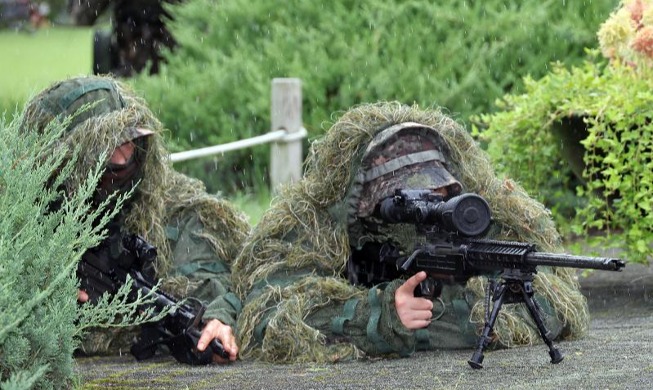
left=270, top=78, right=303, bottom=192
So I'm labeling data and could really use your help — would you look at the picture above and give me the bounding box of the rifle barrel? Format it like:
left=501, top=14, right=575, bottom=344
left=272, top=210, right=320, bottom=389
left=526, top=252, right=625, bottom=271
left=463, top=239, right=625, bottom=272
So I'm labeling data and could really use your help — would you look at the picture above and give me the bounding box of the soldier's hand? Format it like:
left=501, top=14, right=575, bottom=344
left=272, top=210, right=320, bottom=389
left=197, top=319, right=238, bottom=363
left=77, top=289, right=89, bottom=303
left=395, top=271, right=434, bottom=329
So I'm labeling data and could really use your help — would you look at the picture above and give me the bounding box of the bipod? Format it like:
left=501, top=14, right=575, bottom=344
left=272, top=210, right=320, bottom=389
left=467, top=268, right=564, bottom=369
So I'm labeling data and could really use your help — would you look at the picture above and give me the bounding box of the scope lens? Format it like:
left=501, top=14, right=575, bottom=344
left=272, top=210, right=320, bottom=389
left=443, top=194, right=491, bottom=236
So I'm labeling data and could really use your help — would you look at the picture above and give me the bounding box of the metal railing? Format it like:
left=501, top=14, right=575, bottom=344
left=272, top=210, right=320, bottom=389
left=169, top=78, right=306, bottom=191
left=169, top=127, right=307, bottom=163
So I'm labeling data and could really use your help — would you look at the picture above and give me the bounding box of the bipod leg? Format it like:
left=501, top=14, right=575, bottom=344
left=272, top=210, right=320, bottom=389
left=468, top=281, right=507, bottom=369
left=519, top=279, right=564, bottom=364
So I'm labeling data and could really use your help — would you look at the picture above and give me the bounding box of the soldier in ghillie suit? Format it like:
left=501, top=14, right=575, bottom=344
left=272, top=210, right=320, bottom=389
left=233, top=102, right=590, bottom=363
left=20, top=75, right=249, bottom=363
left=68, top=0, right=180, bottom=76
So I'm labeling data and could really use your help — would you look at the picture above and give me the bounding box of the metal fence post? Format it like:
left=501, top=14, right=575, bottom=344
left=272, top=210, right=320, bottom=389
left=270, top=78, right=303, bottom=192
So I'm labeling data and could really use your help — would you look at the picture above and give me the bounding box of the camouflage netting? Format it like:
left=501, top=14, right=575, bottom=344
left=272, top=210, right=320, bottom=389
left=19, top=75, right=250, bottom=353
left=234, top=102, right=589, bottom=363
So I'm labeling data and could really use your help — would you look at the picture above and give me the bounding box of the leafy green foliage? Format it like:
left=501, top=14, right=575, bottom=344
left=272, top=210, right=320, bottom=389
left=473, top=56, right=606, bottom=214
left=131, top=0, right=616, bottom=193
left=0, top=111, right=167, bottom=389
left=477, top=54, right=653, bottom=263
left=0, top=113, right=100, bottom=389
left=76, top=277, right=171, bottom=335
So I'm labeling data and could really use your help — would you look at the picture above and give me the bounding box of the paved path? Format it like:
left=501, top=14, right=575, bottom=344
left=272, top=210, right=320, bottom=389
left=75, top=262, right=653, bottom=390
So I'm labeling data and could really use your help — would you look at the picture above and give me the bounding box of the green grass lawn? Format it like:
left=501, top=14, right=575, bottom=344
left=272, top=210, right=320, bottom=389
left=0, top=25, right=270, bottom=225
left=0, top=26, right=95, bottom=114
left=230, top=188, right=273, bottom=226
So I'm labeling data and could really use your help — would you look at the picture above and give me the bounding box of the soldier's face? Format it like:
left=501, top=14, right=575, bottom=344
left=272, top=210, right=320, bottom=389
left=109, top=141, right=135, bottom=166
left=94, top=133, right=151, bottom=204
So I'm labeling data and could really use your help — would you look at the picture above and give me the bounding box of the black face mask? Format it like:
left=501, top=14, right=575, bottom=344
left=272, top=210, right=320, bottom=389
left=93, top=138, right=147, bottom=208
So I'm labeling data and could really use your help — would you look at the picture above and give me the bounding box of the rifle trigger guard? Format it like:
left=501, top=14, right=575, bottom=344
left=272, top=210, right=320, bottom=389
left=432, top=297, right=446, bottom=321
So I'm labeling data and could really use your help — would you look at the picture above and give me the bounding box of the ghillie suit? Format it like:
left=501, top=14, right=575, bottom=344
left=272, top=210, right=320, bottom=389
left=233, top=102, right=589, bottom=363
left=20, top=75, right=249, bottom=353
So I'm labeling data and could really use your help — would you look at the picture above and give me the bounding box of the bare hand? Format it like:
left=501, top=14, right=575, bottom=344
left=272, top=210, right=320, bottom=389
left=196, top=319, right=238, bottom=363
left=395, top=271, right=434, bottom=329
left=78, top=289, right=89, bottom=303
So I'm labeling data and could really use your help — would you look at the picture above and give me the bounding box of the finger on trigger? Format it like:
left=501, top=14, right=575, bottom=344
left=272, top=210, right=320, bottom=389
left=403, top=272, right=426, bottom=290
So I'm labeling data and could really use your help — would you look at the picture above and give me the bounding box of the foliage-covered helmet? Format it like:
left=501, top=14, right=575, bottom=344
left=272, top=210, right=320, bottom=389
left=21, top=76, right=159, bottom=207
left=25, top=77, right=123, bottom=131
left=20, top=76, right=155, bottom=146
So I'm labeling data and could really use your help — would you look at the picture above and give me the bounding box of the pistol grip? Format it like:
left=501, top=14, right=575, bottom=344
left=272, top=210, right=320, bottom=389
left=416, top=277, right=442, bottom=299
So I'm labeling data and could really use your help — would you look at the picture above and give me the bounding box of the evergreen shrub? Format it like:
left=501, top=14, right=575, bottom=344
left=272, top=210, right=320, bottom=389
left=0, top=111, right=165, bottom=389
left=131, top=0, right=617, bottom=193
left=476, top=1, right=653, bottom=263
left=475, top=54, right=653, bottom=264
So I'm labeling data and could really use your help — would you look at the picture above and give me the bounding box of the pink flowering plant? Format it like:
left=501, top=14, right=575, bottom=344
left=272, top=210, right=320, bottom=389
left=598, top=0, right=653, bottom=67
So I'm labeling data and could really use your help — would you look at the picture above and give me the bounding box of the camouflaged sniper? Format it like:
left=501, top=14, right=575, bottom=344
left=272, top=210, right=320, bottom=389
left=20, top=75, right=250, bottom=354
left=233, top=102, right=590, bottom=363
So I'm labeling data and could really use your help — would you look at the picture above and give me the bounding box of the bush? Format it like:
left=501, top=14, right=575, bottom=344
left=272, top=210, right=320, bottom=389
left=0, top=111, right=163, bottom=389
left=476, top=1, right=653, bottom=263
left=131, top=0, right=617, bottom=193
left=475, top=53, right=653, bottom=264
left=597, top=0, right=653, bottom=68
left=0, top=112, right=97, bottom=389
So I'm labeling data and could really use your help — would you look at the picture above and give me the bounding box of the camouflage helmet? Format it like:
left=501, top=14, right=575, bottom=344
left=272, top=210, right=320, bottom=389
left=24, top=76, right=125, bottom=134
left=344, top=122, right=463, bottom=252
left=20, top=75, right=163, bottom=209
left=354, top=122, right=462, bottom=219
left=20, top=76, right=153, bottom=145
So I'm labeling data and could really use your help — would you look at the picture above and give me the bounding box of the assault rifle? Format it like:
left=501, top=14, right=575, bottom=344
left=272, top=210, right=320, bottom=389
left=77, top=230, right=229, bottom=365
left=377, top=189, right=625, bottom=369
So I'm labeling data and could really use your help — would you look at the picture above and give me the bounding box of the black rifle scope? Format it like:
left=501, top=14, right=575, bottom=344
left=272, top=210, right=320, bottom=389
left=378, top=189, right=492, bottom=237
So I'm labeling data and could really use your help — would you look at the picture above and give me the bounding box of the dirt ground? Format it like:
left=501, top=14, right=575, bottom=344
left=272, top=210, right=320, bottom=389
left=74, top=260, right=653, bottom=390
